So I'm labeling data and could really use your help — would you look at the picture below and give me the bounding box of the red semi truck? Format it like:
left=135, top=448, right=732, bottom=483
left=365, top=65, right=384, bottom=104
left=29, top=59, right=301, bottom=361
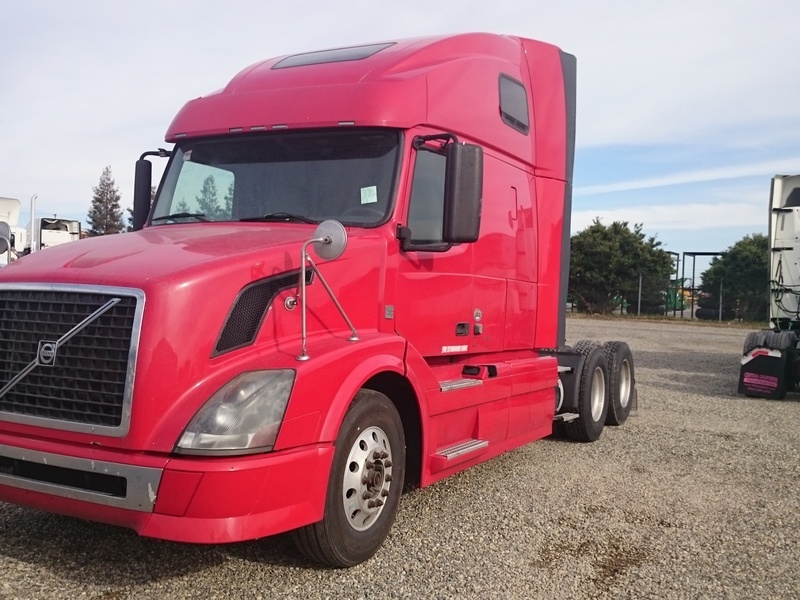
left=0, top=33, right=635, bottom=567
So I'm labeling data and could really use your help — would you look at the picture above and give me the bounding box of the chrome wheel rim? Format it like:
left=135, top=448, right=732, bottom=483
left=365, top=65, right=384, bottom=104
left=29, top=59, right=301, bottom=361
left=341, top=426, right=393, bottom=531
left=590, top=367, right=606, bottom=422
left=618, top=359, right=632, bottom=408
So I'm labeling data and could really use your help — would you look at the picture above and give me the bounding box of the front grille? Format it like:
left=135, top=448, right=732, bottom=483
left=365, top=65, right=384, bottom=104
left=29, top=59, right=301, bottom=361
left=0, top=285, right=143, bottom=435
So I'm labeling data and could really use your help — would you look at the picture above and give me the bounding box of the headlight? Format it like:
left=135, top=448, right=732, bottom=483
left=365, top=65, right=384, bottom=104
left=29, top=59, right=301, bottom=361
left=176, top=370, right=295, bottom=454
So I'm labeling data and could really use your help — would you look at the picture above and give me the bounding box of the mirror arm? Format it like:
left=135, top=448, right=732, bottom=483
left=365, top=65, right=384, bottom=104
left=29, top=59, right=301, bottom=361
left=295, top=234, right=358, bottom=362
left=412, top=133, right=458, bottom=151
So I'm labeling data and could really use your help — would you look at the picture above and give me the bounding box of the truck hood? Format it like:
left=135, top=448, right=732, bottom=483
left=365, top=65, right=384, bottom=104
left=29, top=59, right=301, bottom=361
left=0, top=223, right=317, bottom=287
left=0, top=221, right=389, bottom=451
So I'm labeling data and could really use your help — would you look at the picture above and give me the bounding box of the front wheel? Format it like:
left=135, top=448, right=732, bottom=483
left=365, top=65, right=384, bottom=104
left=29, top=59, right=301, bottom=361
left=292, top=389, right=406, bottom=567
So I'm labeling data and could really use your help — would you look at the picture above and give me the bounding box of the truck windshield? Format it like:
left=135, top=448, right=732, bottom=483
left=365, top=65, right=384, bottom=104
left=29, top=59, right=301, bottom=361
left=151, top=129, right=400, bottom=226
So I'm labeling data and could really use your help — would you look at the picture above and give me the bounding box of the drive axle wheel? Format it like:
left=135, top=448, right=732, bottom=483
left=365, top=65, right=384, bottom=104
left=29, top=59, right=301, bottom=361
left=292, top=389, right=405, bottom=567
left=564, top=346, right=609, bottom=442
left=603, top=341, right=635, bottom=426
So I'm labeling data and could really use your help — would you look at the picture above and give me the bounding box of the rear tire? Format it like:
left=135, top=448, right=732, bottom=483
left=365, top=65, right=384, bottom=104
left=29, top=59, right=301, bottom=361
left=564, top=347, right=609, bottom=442
left=572, top=339, right=601, bottom=355
left=742, top=331, right=760, bottom=356
left=292, top=389, right=406, bottom=567
left=773, top=330, right=797, bottom=351
left=603, top=341, right=634, bottom=426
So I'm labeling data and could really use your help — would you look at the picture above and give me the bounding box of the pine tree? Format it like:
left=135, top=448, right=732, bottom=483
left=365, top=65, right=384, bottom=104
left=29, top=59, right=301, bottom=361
left=224, top=180, right=234, bottom=218
left=196, top=175, right=222, bottom=219
left=87, top=166, right=125, bottom=236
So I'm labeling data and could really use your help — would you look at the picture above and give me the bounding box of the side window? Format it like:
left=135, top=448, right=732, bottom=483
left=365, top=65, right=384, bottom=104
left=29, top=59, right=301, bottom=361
left=499, top=75, right=529, bottom=134
left=168, top=160, right=235, bottom=221
left=407, top=150, right=446, bottom=245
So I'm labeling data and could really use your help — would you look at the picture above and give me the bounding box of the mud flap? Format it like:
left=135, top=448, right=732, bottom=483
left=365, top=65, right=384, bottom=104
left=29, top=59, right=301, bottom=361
left=739, top=348, right=788, bottom=399
left=552, top=351, right=585, bottom=413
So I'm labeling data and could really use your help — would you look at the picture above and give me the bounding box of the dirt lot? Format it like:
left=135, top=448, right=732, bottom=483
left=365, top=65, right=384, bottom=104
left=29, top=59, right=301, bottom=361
left=0, top=317, right=798, bottom=599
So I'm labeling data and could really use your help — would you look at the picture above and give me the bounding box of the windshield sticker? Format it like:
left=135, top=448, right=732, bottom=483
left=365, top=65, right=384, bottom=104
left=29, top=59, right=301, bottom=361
left=183, top=150, right=192, bottom=161
left=360, top=185, right=378, bottom=204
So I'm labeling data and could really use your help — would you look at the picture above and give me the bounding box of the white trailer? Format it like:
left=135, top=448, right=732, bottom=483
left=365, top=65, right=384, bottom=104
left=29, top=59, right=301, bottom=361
left=38, top=217, right=81, bottom=249
left=739, top=174, right=800, bottom=399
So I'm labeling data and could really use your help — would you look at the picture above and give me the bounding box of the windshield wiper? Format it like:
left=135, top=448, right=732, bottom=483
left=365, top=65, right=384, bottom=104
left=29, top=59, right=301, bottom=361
left=151, top=212, right=208, bottom=223
left=239, top=212, right=316, bottom=224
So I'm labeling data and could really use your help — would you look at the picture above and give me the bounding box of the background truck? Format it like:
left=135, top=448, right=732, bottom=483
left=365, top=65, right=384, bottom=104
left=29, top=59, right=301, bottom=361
left=739, top=174, right=800, bottom=399
left=0, top=196, right=80, bottom=265
left=0, top=33, right=636, bottom=567
left=0, top=197, right=27, bottom=266
left=37, top=217, right=82, bottom=250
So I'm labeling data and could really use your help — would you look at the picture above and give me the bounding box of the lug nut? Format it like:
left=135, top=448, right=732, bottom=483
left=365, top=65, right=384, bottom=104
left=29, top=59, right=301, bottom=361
left=385, top=475, right=393, bottom=482
left=362, top=492, right=372, bottom=500
left=381, top=489, right=389, bottom=497
left=384, top=460, right=392, bottom=468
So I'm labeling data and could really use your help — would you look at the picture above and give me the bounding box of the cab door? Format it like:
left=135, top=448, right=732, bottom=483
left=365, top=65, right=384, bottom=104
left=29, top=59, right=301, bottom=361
left=393, top=141, right=510, bottom=452
left=393, top=147, right=475, bottom=359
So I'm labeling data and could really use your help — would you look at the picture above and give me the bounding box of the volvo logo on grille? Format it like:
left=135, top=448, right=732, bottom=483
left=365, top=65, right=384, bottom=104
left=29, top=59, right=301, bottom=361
left=38, top=341, right=58, bottom=366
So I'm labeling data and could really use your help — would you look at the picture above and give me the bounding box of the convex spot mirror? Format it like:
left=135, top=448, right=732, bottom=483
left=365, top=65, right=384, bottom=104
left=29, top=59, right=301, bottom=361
left=312, top=219, right=348, bottom=260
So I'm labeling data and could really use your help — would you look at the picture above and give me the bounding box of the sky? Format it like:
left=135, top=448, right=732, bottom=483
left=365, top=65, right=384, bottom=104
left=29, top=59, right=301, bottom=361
left=2, top=0, right=798, bottom=278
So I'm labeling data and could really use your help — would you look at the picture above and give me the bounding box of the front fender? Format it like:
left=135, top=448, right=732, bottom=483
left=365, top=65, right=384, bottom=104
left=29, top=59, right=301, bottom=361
left=273, top=331, right=406, bottom=451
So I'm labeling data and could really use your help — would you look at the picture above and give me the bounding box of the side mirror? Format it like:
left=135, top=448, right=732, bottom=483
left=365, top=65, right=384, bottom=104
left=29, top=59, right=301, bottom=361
left=133, top=158, right=153, bottom=231
left=311, top=220, right=348, bottom=260
left=0, top=221, right=9, bottom=254
left=443, top=143, right=483, bottom=243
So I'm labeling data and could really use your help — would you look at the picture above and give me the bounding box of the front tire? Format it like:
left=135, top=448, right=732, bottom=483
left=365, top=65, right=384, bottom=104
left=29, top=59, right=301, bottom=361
left=292, top=389, right=406, bottom=567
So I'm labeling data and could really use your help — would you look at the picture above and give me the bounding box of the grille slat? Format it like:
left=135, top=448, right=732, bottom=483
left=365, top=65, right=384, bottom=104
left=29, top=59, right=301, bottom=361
left=0, top=287, right=141, bottom=433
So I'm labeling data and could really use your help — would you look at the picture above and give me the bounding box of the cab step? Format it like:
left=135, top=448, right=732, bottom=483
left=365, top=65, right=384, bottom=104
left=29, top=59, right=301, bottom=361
left=436, top=438, right=489, bottom=459
left=430, top=438, right=489, bottom=473
left=554, top=412, right=579, bottom=422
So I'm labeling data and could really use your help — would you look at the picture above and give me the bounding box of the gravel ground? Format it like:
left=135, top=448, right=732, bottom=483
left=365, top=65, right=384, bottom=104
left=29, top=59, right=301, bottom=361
left=1, top=317, right=798, bottom=599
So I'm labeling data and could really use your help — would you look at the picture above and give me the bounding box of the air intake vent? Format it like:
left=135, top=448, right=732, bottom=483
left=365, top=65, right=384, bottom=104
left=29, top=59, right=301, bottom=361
left=214, top=270, right=311, bottom=356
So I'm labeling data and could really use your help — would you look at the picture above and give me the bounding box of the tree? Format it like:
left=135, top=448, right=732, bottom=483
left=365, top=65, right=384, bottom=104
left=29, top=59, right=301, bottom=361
left=196, top=175, right=224, bottom=220
left=569, top=219, right=674, bottom=314
left=698, top=233, right=768, bottom=321
left=87, top=166, right=124, bottom=236
left=224, top=180, right=234, bottom=217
